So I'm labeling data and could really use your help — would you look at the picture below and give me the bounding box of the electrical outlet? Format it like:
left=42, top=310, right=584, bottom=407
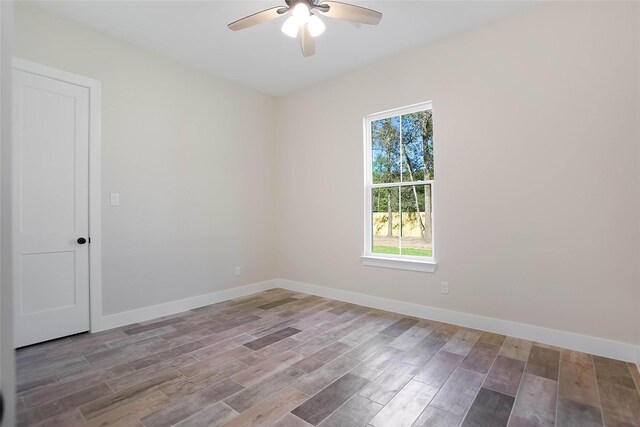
left=441, top=281, right=449, bottom=294
left=234, top=266, right=241, bottom=276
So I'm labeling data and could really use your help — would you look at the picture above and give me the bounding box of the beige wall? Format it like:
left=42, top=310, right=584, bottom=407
left=14, top=4, right=277, bottom=315
left=275, top=2, right=640, bottom=345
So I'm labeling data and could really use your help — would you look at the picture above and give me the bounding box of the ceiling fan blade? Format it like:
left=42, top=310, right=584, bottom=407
left=228, top=7, right=286, bottom=31
left=298, top=24, right=316, bottom=57
left=319, top=1, right=382, bottom=25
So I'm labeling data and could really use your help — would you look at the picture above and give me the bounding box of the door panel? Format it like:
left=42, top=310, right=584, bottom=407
left=13, top=69, right=90, bottom=347
left=21, top=251, right=77, bottom=314
left=20, top=83, right=78, bottom=234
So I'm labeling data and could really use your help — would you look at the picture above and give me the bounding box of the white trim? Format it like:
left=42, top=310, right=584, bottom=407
left=96, top=280, right=277, bottom=332
left=13, top=59, right=101, bottom=92
left=0, top=3, right=17, bottom=425
left=363, top=101, right=436, bottom=270
left=361, top=255, right=437, bottom=273
left=275, top=278, right=640, bottom=363
left=370, top=180, right=434, bottom=189
left=12, top=59, right=103, bottom=333
left=367, top=101, right=435, bottom=122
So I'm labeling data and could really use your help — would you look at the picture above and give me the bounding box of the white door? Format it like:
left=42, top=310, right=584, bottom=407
left=13, top=68, right=90, bottom=348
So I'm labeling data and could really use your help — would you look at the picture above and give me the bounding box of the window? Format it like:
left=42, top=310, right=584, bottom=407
left=362, top=102, right=436, bottom=272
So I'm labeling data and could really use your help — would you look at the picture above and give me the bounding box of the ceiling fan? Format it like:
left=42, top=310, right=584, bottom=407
left=228, top=0, right=382, bottom=57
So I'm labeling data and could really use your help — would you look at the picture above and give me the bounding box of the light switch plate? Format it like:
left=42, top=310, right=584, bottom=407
left=110, top=193, right=120, bottom=206
left=441, top=282, right=449, bottom=294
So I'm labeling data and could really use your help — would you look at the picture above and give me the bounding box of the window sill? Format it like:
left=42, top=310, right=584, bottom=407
left=360, top=255, right=438, bottom=273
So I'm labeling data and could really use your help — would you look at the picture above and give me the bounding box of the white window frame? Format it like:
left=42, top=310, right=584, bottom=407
left=361, top=101, right=437, bottom=273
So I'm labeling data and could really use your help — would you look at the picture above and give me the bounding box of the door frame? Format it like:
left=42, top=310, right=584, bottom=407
left=1, top=2, right=16, bottom=424
left=12, top=58, right=103, bottom=334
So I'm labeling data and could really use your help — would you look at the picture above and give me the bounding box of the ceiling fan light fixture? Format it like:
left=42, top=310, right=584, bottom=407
left=291, top=3, right=310, bottom=25
left=281, top=15, right=299, bottom=37
left=307, top=14, right=326, bottom=37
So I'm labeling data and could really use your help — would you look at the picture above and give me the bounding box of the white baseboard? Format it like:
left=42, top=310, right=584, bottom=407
left=92, top=276, right=639, bottom=363
left=95, top=279, right=277, bottom=332
left=276, top=278, right=640, bottom=364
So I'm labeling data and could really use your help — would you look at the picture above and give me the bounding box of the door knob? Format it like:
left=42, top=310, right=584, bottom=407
left=77, top=237, right=87, bottom=245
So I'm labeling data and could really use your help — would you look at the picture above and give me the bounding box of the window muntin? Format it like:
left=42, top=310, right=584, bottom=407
left=365, top=102, right=434, bottom=262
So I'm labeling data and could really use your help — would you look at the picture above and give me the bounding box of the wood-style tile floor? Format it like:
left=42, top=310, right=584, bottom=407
left=16, top=289, right=640, bottom=427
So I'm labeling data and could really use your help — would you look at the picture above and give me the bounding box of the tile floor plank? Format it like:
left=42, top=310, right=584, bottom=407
left=401, top=335, right=447, bottom=367
left=317, top=394, right=382, bottom=427
left=358, top=370, right=412, bottom=405
left=440, top=329, right=482, bottom=357
left=224, top=366, right=306, bottom=413
left=140, top=378, right=243, bottom=427
left=556, top=397, right=603, bottom=427
left=162, top=359, right=248, bottom=399
left=387, top=325, right=432, bottom=352
left=224, top=386, right=309, bottom=427
left=239, top=337, right=304, bottom=366
left=524, top=346, right=559, bottom=381
left=369, top=379, right=438, bottom=427
left=244, top=327, right=302, bottom=351
left=292, top=355, right=360, bottom=396
left=461, top=387, right=515, bottom=427
left=258, top=297, right=299, bottom=310
left=292, top=373, right=370, bottom=426
left=178, top=346, right=251, bottom=378
left=123, top=317, right=185, bottom=336
left=483, top=356, right=525, bottom=397
left=460, top=341, right=501, bottom=374
left=412, top=406, right=463, bottom=427
left=414, top=351, right=464, bottom=388
left=231, top=350, right=304, bottom=387
left=379, top=318, right=419, bottom=338
left=593, top=355, right=637, bottom=389
left=596, top=381, right=640, bottom=426
left=511, top=373, right=557, bottom=426
left=107, top=353, right=195, bottom=393
left=173, top=402, right=238, bottom=427
left=84, top=391, right=170, bottom=427
left=498, top=337, right=532, bottom=361
left=22, top=364, right=134, bottom=408
left=273, top=413, right=314, bottom=427
left=79, top=371, right=184, bottom=420
left=430, top=368, right=485, bottom=416
left=558, top=350, right=600, bottom=408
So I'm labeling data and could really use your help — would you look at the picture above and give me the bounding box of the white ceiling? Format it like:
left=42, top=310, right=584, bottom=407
left=32, top=1, right=535, bottom=95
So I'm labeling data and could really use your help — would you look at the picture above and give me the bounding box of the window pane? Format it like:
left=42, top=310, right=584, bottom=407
left=371, top=116, right=401, bottom=184
left=400, top=185, right=433, bottom=257
left=401, top=111, right=434, bottom=181
left=372, top=187, right=399, bottom=254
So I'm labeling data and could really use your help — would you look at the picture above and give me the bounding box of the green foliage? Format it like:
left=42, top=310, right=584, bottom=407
left=371, top=116, right=401, bottom=184
left=402, top=110, right=434, bottom=181
left=373, top=246, right=433, bottom=257
left=371, top=109, right=434, bottom=214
